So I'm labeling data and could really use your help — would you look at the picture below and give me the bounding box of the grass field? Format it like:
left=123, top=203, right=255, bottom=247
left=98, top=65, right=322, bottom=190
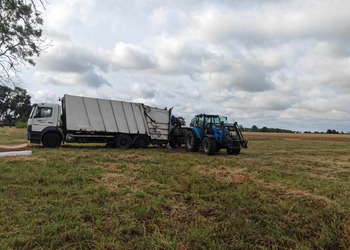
left=1, top=127, right=350, bottom=249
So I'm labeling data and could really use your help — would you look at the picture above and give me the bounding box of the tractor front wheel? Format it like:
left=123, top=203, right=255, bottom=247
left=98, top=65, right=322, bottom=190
left=227, top=148, right=240, bottom=155
left=203, top=137, right=216, bottom=155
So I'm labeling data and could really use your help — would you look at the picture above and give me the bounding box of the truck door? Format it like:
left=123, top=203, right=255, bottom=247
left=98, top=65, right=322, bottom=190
left=32, top=106, right=55, bottom=132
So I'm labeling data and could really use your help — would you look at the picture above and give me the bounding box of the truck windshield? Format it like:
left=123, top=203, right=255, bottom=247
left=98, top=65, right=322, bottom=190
left=36, top=107, right=53, bottom=118
left=29, top=106, right=37, bottom=118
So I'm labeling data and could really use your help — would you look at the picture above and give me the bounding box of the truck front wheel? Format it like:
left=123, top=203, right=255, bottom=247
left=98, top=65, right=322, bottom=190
left=203, top=137, right=216, bottom=155
left=42, top=133, right=62, bottom=148
left=116, top=134, right=132, bottom=149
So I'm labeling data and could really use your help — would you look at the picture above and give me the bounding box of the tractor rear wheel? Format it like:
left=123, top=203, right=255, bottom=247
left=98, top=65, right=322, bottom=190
left=116, top=134, right=132, bottom=149
left=227, top=148, right=240, bottom=155
left=203, top=137, right=216, bottom=155
left=185, top=130, right=199, bottom=152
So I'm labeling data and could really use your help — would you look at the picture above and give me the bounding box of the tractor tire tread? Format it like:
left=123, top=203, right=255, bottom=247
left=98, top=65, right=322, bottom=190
left=203, top=137, right=216, bottom=155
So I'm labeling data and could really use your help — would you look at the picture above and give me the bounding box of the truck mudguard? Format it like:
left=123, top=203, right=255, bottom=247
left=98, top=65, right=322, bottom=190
left=41, top=126, right=65, bottom=141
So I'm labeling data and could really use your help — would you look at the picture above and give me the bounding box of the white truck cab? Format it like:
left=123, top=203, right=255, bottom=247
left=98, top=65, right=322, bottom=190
left=27, top=103, right=63, bottom=146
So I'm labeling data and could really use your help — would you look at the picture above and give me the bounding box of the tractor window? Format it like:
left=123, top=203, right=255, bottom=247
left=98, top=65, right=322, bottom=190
left=190, top=118, right=196, bottom=127
left=212, top=117, right=221, bottom=124
left=219, top=116, right=228, bottom=123
left=36, top=107, right=53, bottom=118
left=205, top=117, right=221, bottom=125
left=197, top=117, right=204, bottom=127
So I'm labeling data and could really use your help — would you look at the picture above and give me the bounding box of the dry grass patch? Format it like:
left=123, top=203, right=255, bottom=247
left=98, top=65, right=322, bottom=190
left=196, top=166, right=250, bottom=184
left=0, top=127, right=27, bottom=145
left=244, top=132, right=350, bottom=142
left=115, top=154, right=154, bottom=163
left=196, top=165, right=338, bottom=208
left=1, top=156, right=46, bottom=164
left=101, top=172, right=137, bottom=192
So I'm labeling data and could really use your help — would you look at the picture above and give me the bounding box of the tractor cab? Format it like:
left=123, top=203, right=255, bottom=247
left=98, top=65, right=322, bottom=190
left=189, top=114, right=222, bottom=137
left=186, top=114, right=248, bottom=155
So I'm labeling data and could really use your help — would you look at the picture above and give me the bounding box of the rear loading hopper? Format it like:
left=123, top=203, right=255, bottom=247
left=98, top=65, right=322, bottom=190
left=62, top=95, right=172, bottom=146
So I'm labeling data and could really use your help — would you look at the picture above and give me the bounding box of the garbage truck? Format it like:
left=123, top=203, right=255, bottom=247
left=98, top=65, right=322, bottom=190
left=27, top=94, right=247, bottom=155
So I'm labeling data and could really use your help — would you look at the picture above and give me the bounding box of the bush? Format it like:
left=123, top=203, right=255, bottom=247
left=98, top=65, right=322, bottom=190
left=16, top=121, right=27, bottom=128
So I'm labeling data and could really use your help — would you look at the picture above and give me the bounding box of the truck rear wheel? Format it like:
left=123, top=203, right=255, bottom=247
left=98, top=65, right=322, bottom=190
left=42, top=133, right=62, bottom=148
left=169, top=135, right=179, bottom=148
left=134, top=135, right=150, bottom=149
left=227, top=148, right=240, bottom=155
left=185, top=130, right=199, bottom=152
left=203, top=137, right=216, bottom=155
left=116, top=134, right=132, bottom=149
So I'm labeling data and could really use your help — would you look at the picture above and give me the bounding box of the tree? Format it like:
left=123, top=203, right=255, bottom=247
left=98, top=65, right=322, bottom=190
left=252, top=125, right=258, bottom=132
left=0, top=85, right=31, bottom=125
left=0, top=0, right=46, bottom=84
left=261, top=126, right=268, bottom=132
left=326, top=129, right=339, bottom=134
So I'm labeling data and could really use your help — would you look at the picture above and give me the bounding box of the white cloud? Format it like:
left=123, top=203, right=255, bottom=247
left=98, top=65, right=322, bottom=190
left=131, top=82, right=156, bottom=99
left=149, top=8, right=169, bottom=26
left=111, top=42, right=155, bottom=70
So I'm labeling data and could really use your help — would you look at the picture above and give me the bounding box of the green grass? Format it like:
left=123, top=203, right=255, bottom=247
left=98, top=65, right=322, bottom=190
left=0, top=128, right=350, bottom=249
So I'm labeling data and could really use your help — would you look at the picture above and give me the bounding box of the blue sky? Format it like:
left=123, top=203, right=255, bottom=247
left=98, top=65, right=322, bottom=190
left=15, top=0, right=350, bottom=132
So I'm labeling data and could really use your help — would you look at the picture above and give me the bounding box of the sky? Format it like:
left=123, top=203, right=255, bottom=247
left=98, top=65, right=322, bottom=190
left=16, top=0, right=350, bottom=132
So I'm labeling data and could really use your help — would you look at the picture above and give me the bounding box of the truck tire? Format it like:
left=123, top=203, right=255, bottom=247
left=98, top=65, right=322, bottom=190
left=116, top=134, right=132, bottom=149
left=203, top=137, right=216, bottom=155
left=185, top=130, right=199, bottom=152
left=169, top=135, right=179, bottom=148
left=227, top=148, right=240, bottom=155
left=42, top=133, right=62, bottom=148
left=134, top=135, right=150, bottom=149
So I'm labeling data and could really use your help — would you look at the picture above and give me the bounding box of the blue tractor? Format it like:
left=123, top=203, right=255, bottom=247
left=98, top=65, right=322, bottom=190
left=185, top=114, right=248, bottom=155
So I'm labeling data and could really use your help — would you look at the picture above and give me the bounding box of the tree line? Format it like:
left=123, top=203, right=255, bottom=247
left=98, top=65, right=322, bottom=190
left=240, top=125, right=295, bottom=133
left=240, top=125, right=348, bottom=134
